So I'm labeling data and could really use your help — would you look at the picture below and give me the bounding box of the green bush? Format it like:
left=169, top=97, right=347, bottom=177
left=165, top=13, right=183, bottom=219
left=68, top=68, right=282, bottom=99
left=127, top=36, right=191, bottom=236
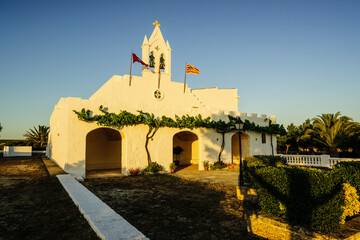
left=210, top=161, right=227, bottom=170
left=341, top=183, right=360, bottom=224
left=244, top=156, right=357, bottom=232
left=245, top=156, right=360, bottom=232
left=244, top=155, right=287, bottom=184
left=333, top=161, right=360, bottom=196
left=247, top=165, right=344, bottom=232
left=143, top=162, right=163, bottom=173
left=247, top=155, right=287, bottom=167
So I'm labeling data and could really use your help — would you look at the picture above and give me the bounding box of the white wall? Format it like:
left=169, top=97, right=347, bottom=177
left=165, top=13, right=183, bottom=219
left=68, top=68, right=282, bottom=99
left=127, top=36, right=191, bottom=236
left=47, top=96, right=276, bottom=178
left=4, top=146, right=32, bottom=157
left=47, top=24, right=277, bottom=177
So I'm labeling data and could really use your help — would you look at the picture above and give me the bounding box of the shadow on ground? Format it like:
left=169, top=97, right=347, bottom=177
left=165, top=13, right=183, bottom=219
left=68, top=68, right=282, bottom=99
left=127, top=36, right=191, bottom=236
left=0, top=157, right=99, bottom=240
left=83, top=174, right=266, bottom=240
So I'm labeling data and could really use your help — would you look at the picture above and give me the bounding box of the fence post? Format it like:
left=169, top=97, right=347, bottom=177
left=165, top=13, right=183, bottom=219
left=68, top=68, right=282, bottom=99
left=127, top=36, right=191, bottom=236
left=320, top=155, right=331, bottom=168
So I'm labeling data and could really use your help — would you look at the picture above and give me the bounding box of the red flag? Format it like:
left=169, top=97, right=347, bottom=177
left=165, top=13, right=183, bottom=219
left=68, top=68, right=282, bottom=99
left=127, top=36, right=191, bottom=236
left=132, top=53, right=149, bottom=67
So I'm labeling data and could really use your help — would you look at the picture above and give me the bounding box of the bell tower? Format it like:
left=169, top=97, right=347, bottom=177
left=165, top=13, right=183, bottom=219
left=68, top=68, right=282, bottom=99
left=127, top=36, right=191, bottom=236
left=141, top=21, right=172, bottom=79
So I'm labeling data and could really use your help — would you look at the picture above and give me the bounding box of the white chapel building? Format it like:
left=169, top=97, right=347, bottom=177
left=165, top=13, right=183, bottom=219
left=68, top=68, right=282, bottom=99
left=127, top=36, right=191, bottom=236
left=46, top=22, right=277, bottom=178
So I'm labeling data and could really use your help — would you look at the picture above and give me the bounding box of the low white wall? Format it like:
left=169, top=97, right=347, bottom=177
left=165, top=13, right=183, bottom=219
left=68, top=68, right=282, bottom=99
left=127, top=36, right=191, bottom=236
left=281, top=154, right=360, bottom=168
left=3, top=146, right=32, bottom=157
left=329, top=157, right=360, bottom=168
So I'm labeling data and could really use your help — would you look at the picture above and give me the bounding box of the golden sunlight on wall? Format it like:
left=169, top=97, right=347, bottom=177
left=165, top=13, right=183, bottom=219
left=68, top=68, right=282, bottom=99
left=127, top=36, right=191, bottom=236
left=231, top=133, right=251, bottom=164
left=86, top=128, right=122, bottom=171
left=191, top=140, right=199, bottom=164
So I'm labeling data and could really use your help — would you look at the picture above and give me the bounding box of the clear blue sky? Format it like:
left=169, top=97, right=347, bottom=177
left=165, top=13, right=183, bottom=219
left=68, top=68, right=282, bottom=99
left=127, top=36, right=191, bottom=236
left=1, top=0, right=359, bottom=139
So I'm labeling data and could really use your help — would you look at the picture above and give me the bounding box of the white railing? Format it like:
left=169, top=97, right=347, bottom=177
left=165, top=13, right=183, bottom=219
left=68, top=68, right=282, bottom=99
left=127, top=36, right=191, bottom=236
left=281, top=154, right=360, bottom=169
left=329, top=157, right=360, bottom=168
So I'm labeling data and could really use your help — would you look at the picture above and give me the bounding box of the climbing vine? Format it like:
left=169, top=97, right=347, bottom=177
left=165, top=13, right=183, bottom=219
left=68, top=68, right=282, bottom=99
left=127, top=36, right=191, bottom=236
left=73, top=107, right=285, bottom=165
left=74, top=107, right=285, bottom=134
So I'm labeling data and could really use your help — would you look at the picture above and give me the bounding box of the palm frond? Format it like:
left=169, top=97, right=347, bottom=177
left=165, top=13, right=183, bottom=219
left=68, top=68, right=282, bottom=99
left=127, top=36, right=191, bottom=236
left=23, top=125, right=49, bottom=148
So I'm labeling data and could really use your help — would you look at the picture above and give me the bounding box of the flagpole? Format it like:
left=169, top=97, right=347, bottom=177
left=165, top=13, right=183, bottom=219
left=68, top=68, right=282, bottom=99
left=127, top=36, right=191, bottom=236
left=158, top=56, right=161, bottom=89
left=183, top=62, right=187, bottom=93
left=129, top=51, right=133, bottom=86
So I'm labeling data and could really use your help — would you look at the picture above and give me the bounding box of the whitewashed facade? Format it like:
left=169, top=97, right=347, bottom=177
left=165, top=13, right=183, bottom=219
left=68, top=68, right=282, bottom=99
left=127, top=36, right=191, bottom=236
left=47, top=22, right=277, bottom=178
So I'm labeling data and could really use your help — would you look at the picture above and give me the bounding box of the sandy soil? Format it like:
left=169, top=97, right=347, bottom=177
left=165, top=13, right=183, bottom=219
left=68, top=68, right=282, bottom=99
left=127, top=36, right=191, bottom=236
left=83, top=174, right=264, bottom=240
left=2, top=158, right=358, bottom=240
left=0, top=158, right=99, bottom=240
left=83, top=173, right=360, bottom=240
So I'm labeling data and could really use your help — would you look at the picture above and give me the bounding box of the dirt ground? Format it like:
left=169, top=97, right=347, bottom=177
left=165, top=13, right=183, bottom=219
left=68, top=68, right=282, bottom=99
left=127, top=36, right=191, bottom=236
left=0, top=157, right=99, bottom=240
left=83, top=175, right=264, bottom=240
left=2, top=158, right=358, bottom=240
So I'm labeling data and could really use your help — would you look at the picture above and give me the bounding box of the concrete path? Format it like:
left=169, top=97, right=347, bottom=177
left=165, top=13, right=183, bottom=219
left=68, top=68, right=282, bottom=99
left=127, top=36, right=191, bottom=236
left=42, top=157, right=66, bottom=176
left=57, top=174, right=149, bottom=240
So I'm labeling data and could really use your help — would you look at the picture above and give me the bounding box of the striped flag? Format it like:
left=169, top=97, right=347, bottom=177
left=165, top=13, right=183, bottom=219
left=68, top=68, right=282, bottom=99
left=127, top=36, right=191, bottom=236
left=186, top=64, right=199, bottom=75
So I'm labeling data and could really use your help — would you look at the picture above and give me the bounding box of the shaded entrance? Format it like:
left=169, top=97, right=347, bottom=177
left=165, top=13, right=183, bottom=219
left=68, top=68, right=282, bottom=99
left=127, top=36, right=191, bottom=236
left=173, top=131, right=199, bottom=166
left=231, top=132, right=250, bottom=164
left=86, top=128, right=122, bottom=174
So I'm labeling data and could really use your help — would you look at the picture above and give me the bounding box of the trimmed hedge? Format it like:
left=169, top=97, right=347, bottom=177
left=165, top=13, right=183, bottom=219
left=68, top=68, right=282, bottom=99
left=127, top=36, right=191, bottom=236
left=244, top=155, right=287, bottom=184
left=333, top=161, right=360, bottom=196
left=245, top=156, right=360, bottom=233
left=246, top=155, right=287, bottom=167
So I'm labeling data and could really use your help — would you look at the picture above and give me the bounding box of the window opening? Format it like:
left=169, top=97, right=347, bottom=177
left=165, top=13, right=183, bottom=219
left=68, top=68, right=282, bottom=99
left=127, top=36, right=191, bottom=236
left=149, top=52, right=155, bottom=68
left=160, top=54, right=165, bottom=71
left=262, top=133, right=266, bottom=144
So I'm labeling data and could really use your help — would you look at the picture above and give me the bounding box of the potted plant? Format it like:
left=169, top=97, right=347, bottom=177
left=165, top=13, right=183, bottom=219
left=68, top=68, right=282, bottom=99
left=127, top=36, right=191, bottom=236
left=228, top=163, right=235, bottom=169
left=129, top=168, right=140, bottom=176
left=169, top=162, right=177, bottom=173
left=203, top=161, right=209, bottom=171
left=173, top=146, right=184, bottom=166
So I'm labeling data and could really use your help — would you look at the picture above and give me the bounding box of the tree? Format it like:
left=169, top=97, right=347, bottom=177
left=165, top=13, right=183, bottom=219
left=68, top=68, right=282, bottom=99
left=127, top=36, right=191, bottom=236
left=24, top=125, right=49, bottom=148
left=213, top=119, right=233, bottom=162
left=297, top=119, right=318, bottom=151
left=302, top=112, right=359, bottom=156
left=138, top=111, right=161, bottom=166
left=0, top=123, right=2, bottom=135
left=277, top=123, right=301, bottom=154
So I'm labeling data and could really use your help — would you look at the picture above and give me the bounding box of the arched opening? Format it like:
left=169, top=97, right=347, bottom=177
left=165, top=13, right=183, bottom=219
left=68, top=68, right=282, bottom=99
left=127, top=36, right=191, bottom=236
left=160, top=53, right=165, bottom=72
left=261, top=132, right=266, bottom=143
left=231, top=132, right=250, bottom=164
left=86, top=128, right=122, bottom=173
left=173, top=131, right=199, bottom=166
left=149, top=51, right=155, bottom=68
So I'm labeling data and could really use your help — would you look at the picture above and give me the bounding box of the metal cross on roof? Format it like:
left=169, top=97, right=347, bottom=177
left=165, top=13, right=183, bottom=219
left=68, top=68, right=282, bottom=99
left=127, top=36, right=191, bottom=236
left=153, top=20, right=160, bottom=27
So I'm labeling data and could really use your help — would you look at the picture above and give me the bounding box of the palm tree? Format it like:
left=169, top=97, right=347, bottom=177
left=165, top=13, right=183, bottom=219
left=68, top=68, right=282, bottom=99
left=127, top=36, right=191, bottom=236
left=302, top=112, right=359, bottom=156
left=24, top=125, right=49, bottom=148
